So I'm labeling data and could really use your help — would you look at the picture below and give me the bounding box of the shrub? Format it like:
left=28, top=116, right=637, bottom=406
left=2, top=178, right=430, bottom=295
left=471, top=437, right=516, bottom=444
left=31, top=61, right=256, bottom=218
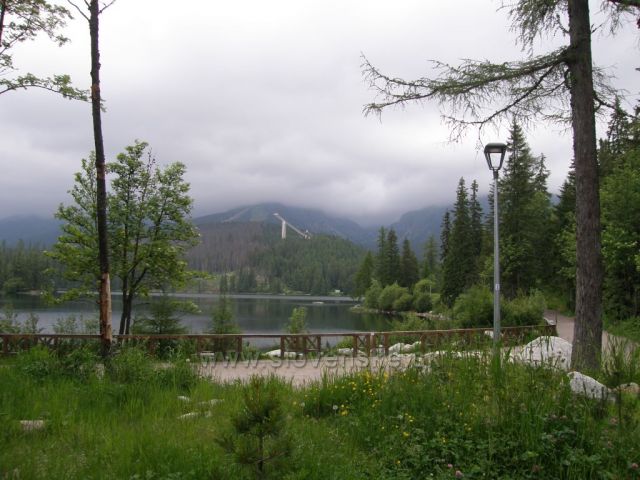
left=413, top=292, right=433, bottom=313
left=286, top=306, right=308, bottom=334
left=156, top=358, right=198, bottom=391
left=59, top=347, right=100, bottom=381
left=218, top=377, right=292, bottom=478
left=15, top=345, right=59, bottom=380
left=502, top=291, right=546, bottom=327
left=453, top=285, right=493, bottom=328
left=393, top=292, right=414, bottom=312
left=107, top=346, right=154, bottom=384
left=363, top=280, right=382, bottom=309
left=378, top=283, right=408, bottom=311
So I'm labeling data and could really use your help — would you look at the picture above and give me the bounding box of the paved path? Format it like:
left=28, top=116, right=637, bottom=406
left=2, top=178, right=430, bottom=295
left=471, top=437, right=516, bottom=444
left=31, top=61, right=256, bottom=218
left=196, top=311, right=631, bottom=385
left=545, top=309, right=631, bottom=352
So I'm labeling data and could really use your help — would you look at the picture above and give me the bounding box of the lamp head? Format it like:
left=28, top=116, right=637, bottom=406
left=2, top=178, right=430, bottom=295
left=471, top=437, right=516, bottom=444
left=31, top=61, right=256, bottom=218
left=484, top=142, right=507, bottom=172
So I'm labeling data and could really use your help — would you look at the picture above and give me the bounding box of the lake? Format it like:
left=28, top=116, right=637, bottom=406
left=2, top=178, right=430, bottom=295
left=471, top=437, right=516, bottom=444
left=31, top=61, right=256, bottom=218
left=1, top=293, right=394, bottom=334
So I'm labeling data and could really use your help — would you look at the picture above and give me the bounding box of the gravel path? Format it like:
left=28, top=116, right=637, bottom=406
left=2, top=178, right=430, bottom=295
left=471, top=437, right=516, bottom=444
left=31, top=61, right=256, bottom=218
left=196, top=311, right=629, bottom=385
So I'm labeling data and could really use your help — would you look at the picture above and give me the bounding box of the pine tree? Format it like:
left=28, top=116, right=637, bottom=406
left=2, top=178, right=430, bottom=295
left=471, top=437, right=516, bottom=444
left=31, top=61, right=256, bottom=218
left=440, top=211, right=451, bottom=263
left=497, top=121, right=552, bottom=297
left=354, top=252, right=374, bottom=299
left=384, top=229, right=401, bottom=286
left=441, top=178, right=474, bottom=306
left=399, top=239, right=419, bottom=289
left=421, top=235, right=439, bottom=281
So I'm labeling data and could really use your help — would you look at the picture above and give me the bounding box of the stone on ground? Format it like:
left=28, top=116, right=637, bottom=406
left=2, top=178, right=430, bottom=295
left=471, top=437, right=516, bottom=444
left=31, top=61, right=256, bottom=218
left=568, top=371, right=610, bottom=400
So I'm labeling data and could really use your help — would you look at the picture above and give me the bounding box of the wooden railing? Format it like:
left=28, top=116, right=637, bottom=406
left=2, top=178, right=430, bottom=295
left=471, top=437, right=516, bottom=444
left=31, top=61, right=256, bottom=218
left=1, top=324, right=556, bottom=358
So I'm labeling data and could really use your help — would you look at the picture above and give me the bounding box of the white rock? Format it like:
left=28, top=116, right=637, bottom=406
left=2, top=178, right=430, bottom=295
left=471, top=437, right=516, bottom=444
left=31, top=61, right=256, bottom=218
left=337, top=348, right=353, bottom=356
left=177, top=395, right=190, bottom=402
left=389, top=343, right=406, bottom=354
left=198, top=399, right=222, bottom=406
left=568, top=371, right=610, bottom=400
left=265, top=349, right=281, bottom=358
left=512, top=336, right=572, bottom=370
left=19, top=420, right=45, bottom=432
left=401, top=343, right=416, bottom=353
left=178, top=412, right=200, bottom=420
left=618, top=382, right=640, bottom=395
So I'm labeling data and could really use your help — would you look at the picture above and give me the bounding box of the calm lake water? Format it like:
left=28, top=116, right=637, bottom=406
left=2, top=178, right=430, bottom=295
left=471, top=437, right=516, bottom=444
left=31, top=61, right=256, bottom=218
left=2, top=293, right=394, bottom=334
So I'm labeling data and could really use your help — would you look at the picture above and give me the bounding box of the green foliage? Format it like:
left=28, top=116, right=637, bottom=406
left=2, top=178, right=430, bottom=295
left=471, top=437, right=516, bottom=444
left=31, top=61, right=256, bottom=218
left=133, top=296, right=194, bottom=335
left=286, top=306, right=308, bottom=334
left=107, top=347, right=155, bottom=384
left=353, top=251, right=374, bottom=299
left=502, top=291, right=546, bottom=327
left=377, top=283, right=408, bottom=311
left=0, top=304, right=20, bottom=333
left=218, top=377, right=292, bottom=479
left=601, top=142, right=640, bottom=320
left=0, top=1, right=87, bottom=100
left=498, top=121, right=553, bottom=297
left=453, top=285, right=494, bottom=328
left=0, top=241, right=53, bottom=294
left=392, top=292, right=414, bottom=312
left=413, top=292, right=433, bottom=313
left=14, top=346, right=60, bottom=380
left=375, top=227, right=401, bottom=287
left=51, top=142, right=200, bottom=334
left=441, top=178, right=480, bottom=306
left=363, top=279, right=382, bottom=309
left=399, top=239, right=419, bottom=289
left=209, top=295, right=241, bottom=353
left=249, top=233, right=364, bottom=295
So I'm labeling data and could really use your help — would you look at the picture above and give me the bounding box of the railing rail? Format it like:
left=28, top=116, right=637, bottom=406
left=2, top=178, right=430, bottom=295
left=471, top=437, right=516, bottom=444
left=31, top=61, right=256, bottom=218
left=0, top=324, right=556, bottom=358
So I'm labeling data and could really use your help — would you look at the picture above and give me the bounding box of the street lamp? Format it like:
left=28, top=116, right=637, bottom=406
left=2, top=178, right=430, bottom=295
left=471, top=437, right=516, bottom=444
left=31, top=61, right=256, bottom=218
left=484, top=142, right=507, bottom=346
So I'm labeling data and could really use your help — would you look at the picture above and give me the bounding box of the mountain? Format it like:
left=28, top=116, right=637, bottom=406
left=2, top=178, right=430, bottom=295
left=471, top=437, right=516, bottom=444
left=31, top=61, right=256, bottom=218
left=389, top=205, right=449, bottom=253
left=0, top=201, right=462, bottom=253
left=0, top=215, right=61, bottom=247
left=195, top=202, right=377, bottom=248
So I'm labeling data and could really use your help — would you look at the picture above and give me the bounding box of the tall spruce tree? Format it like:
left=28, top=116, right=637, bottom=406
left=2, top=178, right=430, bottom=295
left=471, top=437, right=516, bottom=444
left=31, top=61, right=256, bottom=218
left=399, top=239, right=419, bottom=289
left=421, top=235, right=439, bottom=281
left=354, top=251, right=374, bottom=299
left=440, top=211, right=451, bottom=263
left=441, top=178, right=475, bottom=306
left=498, top=121, right=553, bottom=297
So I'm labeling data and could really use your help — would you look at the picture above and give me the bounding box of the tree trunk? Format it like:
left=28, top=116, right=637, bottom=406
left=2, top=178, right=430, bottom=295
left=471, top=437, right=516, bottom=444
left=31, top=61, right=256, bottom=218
left=89, top=0, right=112, bottom=357
left=120, top=291, right=133, bottom=336
left=567, top=0, right=603, bottom=371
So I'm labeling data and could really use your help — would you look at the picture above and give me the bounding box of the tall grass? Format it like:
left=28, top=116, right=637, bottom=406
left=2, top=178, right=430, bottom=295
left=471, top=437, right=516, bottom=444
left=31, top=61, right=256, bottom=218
left=1, top=345, right=639, bottom=479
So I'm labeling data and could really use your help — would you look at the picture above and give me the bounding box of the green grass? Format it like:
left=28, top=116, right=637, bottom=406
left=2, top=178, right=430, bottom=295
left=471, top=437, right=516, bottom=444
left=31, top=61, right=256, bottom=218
left=1, top=346, right=639, bottom=479
left=605, top=317, right=640, bottom=344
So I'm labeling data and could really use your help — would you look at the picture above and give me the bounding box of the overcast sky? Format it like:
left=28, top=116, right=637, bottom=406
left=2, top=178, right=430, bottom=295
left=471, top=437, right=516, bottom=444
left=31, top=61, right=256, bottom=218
left=0, top=0, right=637, bottom=226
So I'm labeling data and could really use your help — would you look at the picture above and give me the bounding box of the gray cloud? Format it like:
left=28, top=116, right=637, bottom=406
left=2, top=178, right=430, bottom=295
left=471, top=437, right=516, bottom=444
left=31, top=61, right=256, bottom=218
left=0, top=0, right=637, bottom=226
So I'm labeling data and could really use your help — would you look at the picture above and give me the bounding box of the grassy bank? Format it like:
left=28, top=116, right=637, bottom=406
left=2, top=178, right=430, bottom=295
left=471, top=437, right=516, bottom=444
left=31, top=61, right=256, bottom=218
left=1, top=346, right=639, bottom=479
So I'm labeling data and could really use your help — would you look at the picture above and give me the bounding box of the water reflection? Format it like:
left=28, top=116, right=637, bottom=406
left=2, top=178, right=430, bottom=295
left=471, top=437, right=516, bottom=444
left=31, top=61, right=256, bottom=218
left=2, top=293, right=394, bottom=334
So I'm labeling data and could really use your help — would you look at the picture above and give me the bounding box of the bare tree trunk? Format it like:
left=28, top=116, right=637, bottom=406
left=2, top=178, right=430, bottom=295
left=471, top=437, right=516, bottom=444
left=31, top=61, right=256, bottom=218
left=568, top=0, right=603, bottom=371
left=0, top=1, right=8, bottom=45
left=120, top=290, right=132, bottom=336
left=89, top=0, right=112, bottom=357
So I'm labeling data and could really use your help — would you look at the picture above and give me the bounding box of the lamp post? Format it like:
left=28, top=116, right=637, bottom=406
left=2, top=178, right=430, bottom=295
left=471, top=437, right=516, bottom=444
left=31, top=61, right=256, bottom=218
left=484, top=142, right=507, bottom=346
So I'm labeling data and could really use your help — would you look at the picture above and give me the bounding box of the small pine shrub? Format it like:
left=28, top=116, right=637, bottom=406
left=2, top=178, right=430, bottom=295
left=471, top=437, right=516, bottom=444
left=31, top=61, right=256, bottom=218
left=218, top=377, right=292, bottom=479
